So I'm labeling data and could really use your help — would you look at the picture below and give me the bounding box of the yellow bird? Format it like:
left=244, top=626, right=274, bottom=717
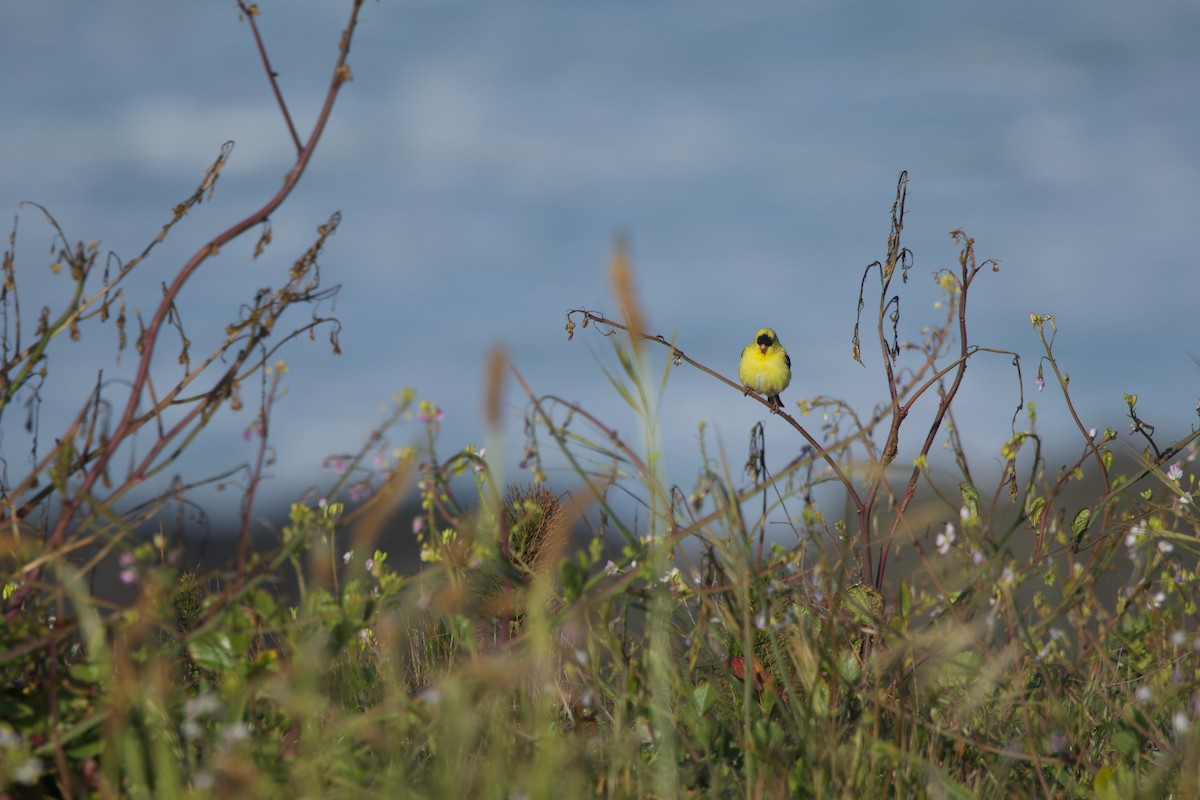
left=739, top=327, right=791, bottom=412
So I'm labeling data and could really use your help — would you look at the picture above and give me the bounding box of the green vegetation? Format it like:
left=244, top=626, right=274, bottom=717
left=3, top=4, right=1200, bottom=798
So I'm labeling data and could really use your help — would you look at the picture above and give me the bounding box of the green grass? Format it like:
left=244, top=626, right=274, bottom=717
left=4, top=269, right=1199, bottom=797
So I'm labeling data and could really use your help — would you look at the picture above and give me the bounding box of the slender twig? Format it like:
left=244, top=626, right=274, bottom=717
left=236, top=1, right=305, bottom=154
left=1029, top=318, right=1117, bottom=554
left=1036, top=321, right=1112, bottom=495
left=237, top=362, right=284, bottom=577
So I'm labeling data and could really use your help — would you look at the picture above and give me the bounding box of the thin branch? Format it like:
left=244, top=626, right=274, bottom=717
left=236, top=1, right=304, bottom=154
left=238, top=365, right=283, bottom=577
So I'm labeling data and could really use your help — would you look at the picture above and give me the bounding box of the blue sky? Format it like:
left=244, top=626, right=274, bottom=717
left=2, top=1, right=1198, bottom=521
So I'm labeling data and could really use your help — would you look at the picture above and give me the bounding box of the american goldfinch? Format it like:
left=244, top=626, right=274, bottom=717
left=739, top=327, right=791, bottom=412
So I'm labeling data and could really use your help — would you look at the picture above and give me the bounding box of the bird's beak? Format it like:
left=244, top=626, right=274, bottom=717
left=758, top=343, right=769, bottom=354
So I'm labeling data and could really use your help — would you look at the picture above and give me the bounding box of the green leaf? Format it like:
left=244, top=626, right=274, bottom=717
left=1119, top=609, right=1150, bottom=638
left=246, top=587, right=280, bottom=620
left=844, top=584, right=883, bottom=623
left=838, top=650, right=862, bottom=683
left=67, top=739, right=106, bottom=760
left=1113, top=728, right=1141, bottom=759
left=898, top=579, right=912, bottom=619
left=1028, top=496, right=1046, bottom=527
left=68, top=662, right=106, bottom=685
left=0, top=695, right=34, bottom=722
left=958, top=482, right=980, bottom=520
left=1071, top=508, right=1091, bottom=541
left=692, top=683, right=716, bottom=718
left=188, top=630, right=240, bottom=673
left=809, top=679, right=831, bottom=718
left=559, top=559, right=586, bottom=603
left=935, top=650, right=982, bottom=690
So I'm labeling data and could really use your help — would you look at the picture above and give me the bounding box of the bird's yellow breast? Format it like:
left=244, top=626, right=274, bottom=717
left=739, top=346, right=790, bottom=396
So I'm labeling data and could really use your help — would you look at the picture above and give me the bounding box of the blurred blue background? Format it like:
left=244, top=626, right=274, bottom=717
left=2, top=1, right=1198, bottom=525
